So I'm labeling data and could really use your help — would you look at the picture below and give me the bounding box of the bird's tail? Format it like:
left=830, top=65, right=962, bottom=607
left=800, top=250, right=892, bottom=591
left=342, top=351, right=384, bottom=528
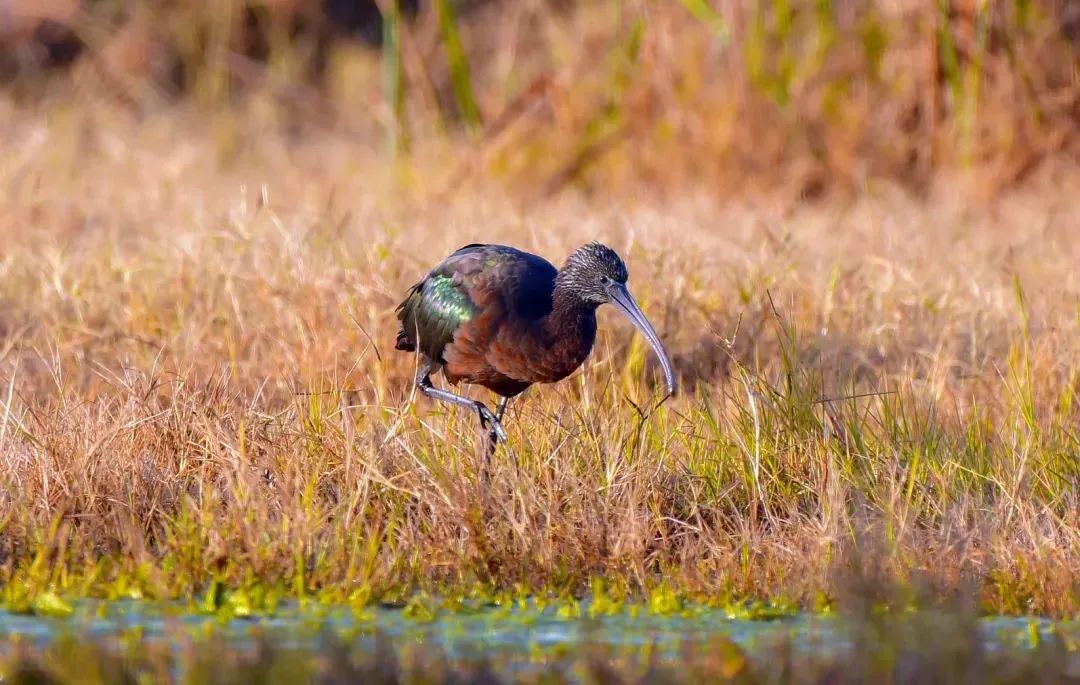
left=394, top=328, right=415, bottom=352
left=394, top=282, right=421, bottom=352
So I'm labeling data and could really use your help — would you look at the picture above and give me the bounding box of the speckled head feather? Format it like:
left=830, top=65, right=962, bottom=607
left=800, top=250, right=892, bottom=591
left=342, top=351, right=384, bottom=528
left=557, top=243, right=628, bottom=304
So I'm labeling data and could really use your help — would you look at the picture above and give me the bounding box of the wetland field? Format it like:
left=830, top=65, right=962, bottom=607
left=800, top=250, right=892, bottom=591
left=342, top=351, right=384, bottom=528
left=0, top=0, right=1079, bottom=681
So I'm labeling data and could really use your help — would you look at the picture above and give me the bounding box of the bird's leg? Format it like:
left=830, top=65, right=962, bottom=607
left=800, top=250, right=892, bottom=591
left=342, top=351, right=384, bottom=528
left=415, top=365, right=508, bottom=443
left=479, top=398, right=507, bottom=494
left=492, top=395, right=507, bottom=442
left=488, top=397, right=510, bottom=452
left=494, top=396, right=509, bottom=422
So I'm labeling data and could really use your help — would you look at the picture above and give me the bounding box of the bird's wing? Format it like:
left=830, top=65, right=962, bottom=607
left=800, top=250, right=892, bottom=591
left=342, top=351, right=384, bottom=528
left=396, top=244, right=560, bottom=387
left=394, top=244, right=493, bottom=362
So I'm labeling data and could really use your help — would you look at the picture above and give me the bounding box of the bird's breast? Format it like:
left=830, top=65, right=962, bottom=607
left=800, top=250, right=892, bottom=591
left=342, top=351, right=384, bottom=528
left=488, top=311, right=596, bottom=384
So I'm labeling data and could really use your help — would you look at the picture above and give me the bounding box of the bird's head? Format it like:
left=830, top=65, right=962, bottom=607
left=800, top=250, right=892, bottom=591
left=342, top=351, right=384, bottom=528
left=559, top=242, right=629, bottom=304
left=559, top=242, right=677, bottom=397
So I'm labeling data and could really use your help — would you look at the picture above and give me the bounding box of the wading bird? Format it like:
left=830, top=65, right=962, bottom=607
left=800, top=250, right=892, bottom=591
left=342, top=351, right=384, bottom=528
left=395, top=242, right=676, bottom=460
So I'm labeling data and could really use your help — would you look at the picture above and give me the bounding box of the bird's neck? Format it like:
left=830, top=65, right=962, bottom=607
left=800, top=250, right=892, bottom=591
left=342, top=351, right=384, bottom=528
left=542, top=285, right=598, bottom=350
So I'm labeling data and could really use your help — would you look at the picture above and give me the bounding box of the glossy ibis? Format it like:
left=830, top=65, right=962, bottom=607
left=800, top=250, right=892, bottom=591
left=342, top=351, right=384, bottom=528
left=395, top=242, right=676, bottom=459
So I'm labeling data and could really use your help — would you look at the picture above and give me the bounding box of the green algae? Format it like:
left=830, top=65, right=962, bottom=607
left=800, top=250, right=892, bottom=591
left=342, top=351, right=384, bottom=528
left=28, top=593, right=73, bottom=619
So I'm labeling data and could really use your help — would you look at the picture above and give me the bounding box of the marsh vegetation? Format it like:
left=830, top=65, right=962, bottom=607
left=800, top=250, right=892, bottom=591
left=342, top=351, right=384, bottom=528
left=0, top=0, right=1077, bottom=679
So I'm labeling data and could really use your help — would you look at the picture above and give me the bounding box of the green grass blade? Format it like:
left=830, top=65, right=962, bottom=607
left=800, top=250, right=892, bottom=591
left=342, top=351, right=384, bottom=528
left=435, top=0, right=481, bottom=131
left=382, top=0, right=409, bottom=159
left=675, top=0, right=730, bottom=44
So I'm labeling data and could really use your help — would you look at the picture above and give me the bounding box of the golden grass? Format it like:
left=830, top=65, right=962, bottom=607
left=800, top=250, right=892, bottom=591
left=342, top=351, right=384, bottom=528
left=0, top=99, right=1077, bottom=616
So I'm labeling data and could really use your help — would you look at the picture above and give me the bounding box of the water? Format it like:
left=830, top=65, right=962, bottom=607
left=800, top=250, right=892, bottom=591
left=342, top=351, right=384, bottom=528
left=0, top=600, right=1076, bottom=683
left=0, top=599, right=834, bottom=653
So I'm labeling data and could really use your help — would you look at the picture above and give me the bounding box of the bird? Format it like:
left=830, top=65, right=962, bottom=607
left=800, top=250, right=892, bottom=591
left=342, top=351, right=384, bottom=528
left=394, top=242, right=676, bottom=462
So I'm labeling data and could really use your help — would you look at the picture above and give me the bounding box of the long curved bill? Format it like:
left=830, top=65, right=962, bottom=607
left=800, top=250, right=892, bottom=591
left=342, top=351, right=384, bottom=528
left=609, top=283, right=677, bottom=397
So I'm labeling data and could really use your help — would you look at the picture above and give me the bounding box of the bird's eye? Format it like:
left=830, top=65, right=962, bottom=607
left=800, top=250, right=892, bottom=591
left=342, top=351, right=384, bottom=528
left=599, top=275, right=610, bottom=285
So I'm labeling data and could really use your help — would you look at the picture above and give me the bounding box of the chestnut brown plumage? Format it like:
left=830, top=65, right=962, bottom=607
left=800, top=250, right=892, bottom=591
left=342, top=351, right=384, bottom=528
left=395, top=242, right=675, bottom=458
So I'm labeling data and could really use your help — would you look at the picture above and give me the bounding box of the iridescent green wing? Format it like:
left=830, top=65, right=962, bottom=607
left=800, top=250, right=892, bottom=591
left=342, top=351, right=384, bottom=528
left=395, top=244, right=487, bottom=362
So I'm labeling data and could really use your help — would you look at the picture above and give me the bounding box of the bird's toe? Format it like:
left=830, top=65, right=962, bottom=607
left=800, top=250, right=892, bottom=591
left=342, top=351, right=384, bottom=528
left=475, top=402, right=508, bottom=442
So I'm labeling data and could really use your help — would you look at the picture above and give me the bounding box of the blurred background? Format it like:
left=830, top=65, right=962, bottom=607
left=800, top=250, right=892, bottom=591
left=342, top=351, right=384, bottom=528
left=1, top=0, right=1077, bottom=203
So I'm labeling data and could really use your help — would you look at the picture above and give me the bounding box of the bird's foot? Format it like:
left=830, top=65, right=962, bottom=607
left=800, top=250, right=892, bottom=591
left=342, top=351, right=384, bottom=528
left=475, top=402, right=508, bottom=444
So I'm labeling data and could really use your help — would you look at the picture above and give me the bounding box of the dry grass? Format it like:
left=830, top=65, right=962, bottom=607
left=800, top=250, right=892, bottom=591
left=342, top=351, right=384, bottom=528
left=0, top=96, right=1078, bottom=615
